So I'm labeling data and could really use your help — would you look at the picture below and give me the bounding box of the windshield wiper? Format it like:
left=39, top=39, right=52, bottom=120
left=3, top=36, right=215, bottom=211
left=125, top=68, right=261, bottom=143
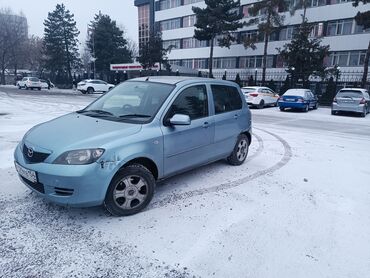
left=119, top=114, right=151, bottom=118
left=78, top=109, right=114, bottom=116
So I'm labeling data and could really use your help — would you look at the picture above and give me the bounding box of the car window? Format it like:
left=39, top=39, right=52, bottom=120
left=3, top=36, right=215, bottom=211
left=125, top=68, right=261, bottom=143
left=211, top=85, right=242, bottom=114
left=22, top=78, right=27, bottom=81
left=337, top=90, right=363, bottom=98
left=166, top=85, right=208, bottom=121
left=262, top=89, right=271, bottom=95
left=364, top=92, right=370, bottom=99
left=30, top=77, right=39, bottom=82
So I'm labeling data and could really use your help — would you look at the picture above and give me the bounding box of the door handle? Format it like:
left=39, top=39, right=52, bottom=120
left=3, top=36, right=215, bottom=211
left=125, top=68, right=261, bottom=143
left=202, top=122, right=209, bottom=128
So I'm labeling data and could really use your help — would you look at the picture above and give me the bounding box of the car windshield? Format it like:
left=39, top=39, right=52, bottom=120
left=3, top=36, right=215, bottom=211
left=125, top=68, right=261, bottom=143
left=30, top=77, right=39, bottom=82
left=79, top=81, right=175, bottom=123
left=337, top=90, right=363, bottom=98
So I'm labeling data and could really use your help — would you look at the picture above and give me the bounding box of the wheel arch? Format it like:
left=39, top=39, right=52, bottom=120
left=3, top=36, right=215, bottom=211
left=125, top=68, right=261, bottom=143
left=116, top=157, right=159, bottom=181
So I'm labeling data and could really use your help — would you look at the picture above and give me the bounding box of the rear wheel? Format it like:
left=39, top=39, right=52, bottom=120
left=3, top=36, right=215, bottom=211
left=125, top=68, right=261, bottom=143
left=227, top=134, right=249, bottom=166
left=104, top=164, right=155, bottom=216
left=258, top=100, right=264, bottom=109
left=87, top=87, right=94, bottom=94
left=280, top=107, right=285, bottom=112
left=25, top=86, right=29, bottom=90
left=361, top=108, right=366, bottom=118
left=331, top=110, right=337, bottom=115
left=314, top=103, right=319, bottom=110
left=303, top=105, right=309, bottom=112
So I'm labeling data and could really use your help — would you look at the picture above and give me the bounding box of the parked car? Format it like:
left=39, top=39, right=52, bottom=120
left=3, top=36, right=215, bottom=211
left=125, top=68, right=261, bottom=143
left=332, top=88, right=370, bottom=117
left=278, top=89, right=318, bottom=112
left=17, top=77, right=42, bottom=90
left=77, top=79, right=115, bottom=94
left=241, top=86, right=279, bottom=108
left=14, top=77, right=252, bottom=216
left=40, top=79, right=55, bottom=89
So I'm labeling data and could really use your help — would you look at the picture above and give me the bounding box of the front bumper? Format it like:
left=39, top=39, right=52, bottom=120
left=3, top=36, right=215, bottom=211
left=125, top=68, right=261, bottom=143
left=332, top=103, right=365, bottom=113
left=14, top=144, right=114, bottom=207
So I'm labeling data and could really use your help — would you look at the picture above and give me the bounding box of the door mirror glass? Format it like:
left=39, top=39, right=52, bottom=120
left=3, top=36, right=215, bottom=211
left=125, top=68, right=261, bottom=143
left=169, top=114, right=191, bottom=126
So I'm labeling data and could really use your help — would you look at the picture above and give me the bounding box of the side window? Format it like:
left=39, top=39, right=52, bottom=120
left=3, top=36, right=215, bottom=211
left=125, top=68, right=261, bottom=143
left=211, top=85, right=242, bottom=114
left=167, top=85, right=208, bottom=121
left=22, top=78, right=27, bottom=81
left=262, top=89, right=272, bottom=95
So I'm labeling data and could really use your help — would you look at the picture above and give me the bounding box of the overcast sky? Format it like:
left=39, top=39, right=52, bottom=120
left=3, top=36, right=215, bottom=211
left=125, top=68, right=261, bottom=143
left=0, top=0, right=138, bottom=45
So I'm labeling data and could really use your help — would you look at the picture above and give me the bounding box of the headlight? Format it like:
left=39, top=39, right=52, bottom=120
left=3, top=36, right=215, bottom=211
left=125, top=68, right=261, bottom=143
left=53, top=148, right=105, bottom=165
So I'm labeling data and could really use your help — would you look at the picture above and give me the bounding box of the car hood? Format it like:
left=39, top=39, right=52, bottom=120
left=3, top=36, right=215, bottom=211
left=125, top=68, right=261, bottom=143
left=23, top=112, right=142, bottom=152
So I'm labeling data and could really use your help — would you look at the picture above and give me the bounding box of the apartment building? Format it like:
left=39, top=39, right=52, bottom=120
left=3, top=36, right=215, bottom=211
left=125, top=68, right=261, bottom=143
left=134, top=0, right=369, bottom=81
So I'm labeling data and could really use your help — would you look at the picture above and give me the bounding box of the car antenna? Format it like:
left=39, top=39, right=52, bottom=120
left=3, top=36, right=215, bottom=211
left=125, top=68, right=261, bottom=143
left=145, top=77, right=150, bottom=81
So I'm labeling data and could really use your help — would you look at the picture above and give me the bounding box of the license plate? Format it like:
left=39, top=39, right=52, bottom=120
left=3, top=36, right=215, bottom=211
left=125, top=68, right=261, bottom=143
left=286, top=98, right=295, bottom=102
left=15, top=162, right=37, bottom=183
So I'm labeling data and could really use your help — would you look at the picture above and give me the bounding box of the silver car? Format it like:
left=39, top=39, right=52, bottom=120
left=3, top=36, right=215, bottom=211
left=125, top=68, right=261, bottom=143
left=332, top=88, right=370, bottom=117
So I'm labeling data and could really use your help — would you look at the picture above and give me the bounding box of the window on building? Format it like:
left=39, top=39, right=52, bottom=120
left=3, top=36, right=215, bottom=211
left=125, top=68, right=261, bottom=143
left=183, top=15, right=197, bottom=28
left=182, top=59, right=193, bottom=68
left=212, top=58, right=237, bottom=69
left=310, top=22, right=324, bottom=37
left=328, top=51, right=366, bottom=67
left=162, top=39, right=181, bottom=50
left=326, top=19, right=353, bottom=36
left=160, top=18, right=181, bottom=31
left=183, top=0, right=203, bottom=5
left=138, top=4, right=150, bottom=49
left=194, top=59, right=207, bottom=69
left=168, top=60, right=181, bottom=66
left=182, top=37, right=207, bottom=48
left=159, top=0, right=181, bottom=10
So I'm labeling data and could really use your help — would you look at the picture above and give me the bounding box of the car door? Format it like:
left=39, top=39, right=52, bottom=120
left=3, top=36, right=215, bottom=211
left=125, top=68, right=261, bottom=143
left=268, top=89, right=279, bottom=105
left=210, top=84, right=243, bottom=158
left=161, top=84, right=214, bottom=176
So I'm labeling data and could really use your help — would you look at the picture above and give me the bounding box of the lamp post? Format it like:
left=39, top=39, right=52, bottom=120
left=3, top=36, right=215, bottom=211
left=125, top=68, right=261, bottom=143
left=254, top=68, right=258, bottom=86
left=335, top=66, right=341, bottom=91
left=290, top=66, right=295, bottom=88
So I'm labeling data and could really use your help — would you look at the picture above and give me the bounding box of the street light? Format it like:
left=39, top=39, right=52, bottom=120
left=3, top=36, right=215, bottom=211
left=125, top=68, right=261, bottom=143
left=290, top=66, right=295, bottom=88
left=254, top=68, right=258, bottom=86
left=336, top=66, right=341, bottom=90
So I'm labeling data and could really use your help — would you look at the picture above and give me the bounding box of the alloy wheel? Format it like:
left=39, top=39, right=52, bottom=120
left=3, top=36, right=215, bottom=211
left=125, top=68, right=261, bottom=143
left=113, top=175, right=148, bottom=210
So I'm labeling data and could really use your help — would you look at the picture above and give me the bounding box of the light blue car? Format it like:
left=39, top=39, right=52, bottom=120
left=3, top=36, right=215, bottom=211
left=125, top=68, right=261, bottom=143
left=14, top=77, right=252, bottom=216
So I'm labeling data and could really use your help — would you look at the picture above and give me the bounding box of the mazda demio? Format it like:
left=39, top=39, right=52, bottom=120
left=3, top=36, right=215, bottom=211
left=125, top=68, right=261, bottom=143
left=14, top=77, right=252, bottom=216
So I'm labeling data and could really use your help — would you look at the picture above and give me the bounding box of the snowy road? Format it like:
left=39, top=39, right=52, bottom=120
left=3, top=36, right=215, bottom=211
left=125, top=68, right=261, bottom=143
left=1, top=87, right=370, bottom=278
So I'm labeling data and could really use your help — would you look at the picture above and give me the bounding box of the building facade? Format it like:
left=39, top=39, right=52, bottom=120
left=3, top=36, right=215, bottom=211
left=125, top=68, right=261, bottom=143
left=135, top=0, right=370, bottom=82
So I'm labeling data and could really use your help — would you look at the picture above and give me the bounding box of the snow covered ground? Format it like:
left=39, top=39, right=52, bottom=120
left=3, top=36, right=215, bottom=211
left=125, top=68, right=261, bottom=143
left=1, top=89, right=370, bottom=277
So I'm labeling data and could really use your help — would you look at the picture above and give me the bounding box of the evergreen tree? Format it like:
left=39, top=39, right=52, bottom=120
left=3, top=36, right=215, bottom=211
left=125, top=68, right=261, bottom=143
left=192, top=0, right=243, bottom=78
left=138, top=31, right=169, bottom=70
left=248, top=75, right=254, bottom=86
left=43, top=4, right=80, bottom=82
left=278, top=21, right=329, bottom=87
left=321, top=76, right=336, bottom=105
left=87, top=13, right=132, bottom=79
left=268, top=79, right=277, bottom=92
left=244, top=0, right=287, bottom=85
left=352, top=0, right=369, bottom=87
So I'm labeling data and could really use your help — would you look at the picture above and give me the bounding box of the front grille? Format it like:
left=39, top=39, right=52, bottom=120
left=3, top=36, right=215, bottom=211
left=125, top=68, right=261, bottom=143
left=54, top=187, right=74, bottom=196
left=23, top=144, right=50, bottom=164
left=20, top=176, right=45, bottom=193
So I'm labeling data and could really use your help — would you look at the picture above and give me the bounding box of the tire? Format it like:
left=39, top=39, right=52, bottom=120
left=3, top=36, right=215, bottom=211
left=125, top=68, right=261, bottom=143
left=279, top=107, right=285, bottom=112
left=18, top=85, right=22, bottom=89
left=331, top=110, right=337, bottom=115
left=227, top=134, right=249, bottom=166
left=361, top=108, right=366, bottom=118
left=25, top=86, right=29, bottom=90
left=257, top=100, right=265, bottom=109
left=87, top=87, right=94, bottom=94
left=81, top=91, right=87, bottom=94
left=303, top=105, right=309, bottom=112
left=108, top=87, right=114, bottom=91
left=104, top=164, right=155, bottom=216
left=314, top=103, right=319, bottom=110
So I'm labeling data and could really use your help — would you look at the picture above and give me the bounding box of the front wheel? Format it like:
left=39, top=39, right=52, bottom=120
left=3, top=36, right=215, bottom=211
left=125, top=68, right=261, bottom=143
left=257, top=100, right=264, bottom=109
left=227, top=134, right=249, bottom=166
left=361, top=108, right=366, bottom=118
left=87, top=87, right=94, bottom=94
left=104, top=164, right=155, bottom=216
left=279, top=107, right=285, bottom=112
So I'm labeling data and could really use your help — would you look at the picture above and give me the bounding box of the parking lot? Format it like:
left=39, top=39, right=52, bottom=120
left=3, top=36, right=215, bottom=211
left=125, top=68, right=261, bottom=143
left=1, top=86, right=370, bottom=278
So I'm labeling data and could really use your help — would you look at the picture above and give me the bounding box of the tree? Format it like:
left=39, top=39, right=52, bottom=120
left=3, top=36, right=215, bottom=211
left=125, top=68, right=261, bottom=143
left=138, top=31, right=169, bottom=70
left=278, top=21, right=329, bottom=87
left=290, top=0, right=311, bottom=23
left=26, top=36, right=44, bottom=73
left=43, top=4, right=80, bottom=82
left=0, top=9, right=28, bottom=84
left=235, top=73, right=242, bottom=87
left=268, top=79, right=277, bottom=92
left=193, top=0, right=243, bottom=78
left=352, top=0, right=369, bottom=87
left=244, top=0, right=287, bottom=85
left=87, top=13, right=132, bottom=79
left=280, top=76, right=290, bottom=95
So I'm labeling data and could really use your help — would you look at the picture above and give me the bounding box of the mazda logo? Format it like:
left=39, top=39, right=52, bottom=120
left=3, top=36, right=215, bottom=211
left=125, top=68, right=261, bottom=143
left=27, top=147, right=34, bottom=158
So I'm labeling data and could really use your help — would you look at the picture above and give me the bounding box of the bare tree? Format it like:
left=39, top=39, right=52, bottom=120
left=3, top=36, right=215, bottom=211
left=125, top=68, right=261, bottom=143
left=0, top=8, right=28, bottom=84
left=81, top=47, right=92, bottom=77
left=26, top=36, right=44, bottom=73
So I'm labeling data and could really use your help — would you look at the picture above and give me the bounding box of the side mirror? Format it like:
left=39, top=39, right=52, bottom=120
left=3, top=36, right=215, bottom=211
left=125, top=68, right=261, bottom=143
left=169, top=114, right=191, bottom=126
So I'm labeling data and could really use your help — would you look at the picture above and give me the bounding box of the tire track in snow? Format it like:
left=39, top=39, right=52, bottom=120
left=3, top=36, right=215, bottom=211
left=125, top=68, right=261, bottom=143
left=147, top=128, right=292, bottom=210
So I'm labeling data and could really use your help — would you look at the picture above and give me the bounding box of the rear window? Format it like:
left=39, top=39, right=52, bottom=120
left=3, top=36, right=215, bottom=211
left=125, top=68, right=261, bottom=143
left=242, top=88, right=257, bottom=93
left=337, top=90, right=363, bottom=98
left=30, top=77, right=39, bottom=82
left=284, top=90, right=305, bottom=97
left=211, top=85, right=242, bottom=114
